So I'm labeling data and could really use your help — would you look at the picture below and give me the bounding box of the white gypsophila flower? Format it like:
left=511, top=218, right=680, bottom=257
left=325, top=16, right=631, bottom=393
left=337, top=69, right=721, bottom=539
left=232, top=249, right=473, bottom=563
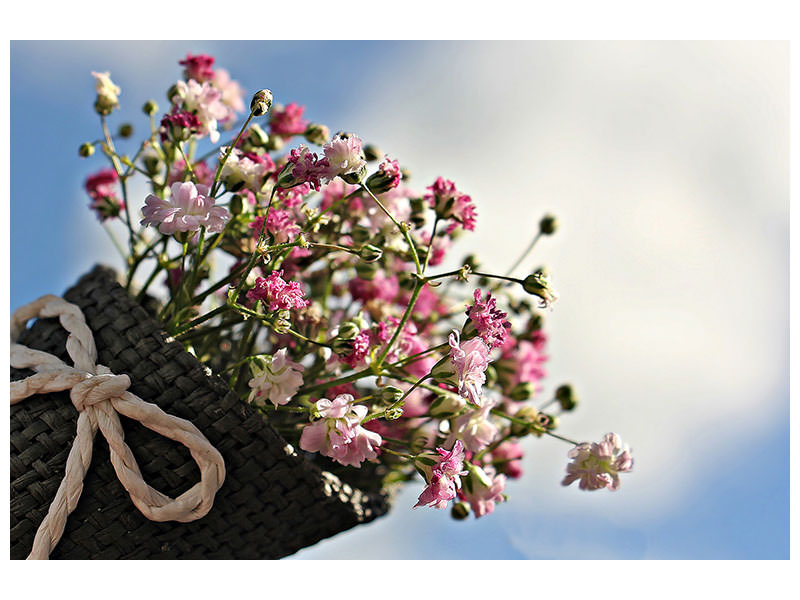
left=91, top=71, right=120, bottom=110
left=247, top=349, right=305, bottom=408
left=173, top=79, right=229, bottom=143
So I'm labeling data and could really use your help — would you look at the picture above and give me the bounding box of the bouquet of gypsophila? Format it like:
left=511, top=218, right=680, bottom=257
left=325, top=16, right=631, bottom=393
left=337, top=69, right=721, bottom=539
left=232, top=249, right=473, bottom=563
left=80, top=52, right=633, bottom=521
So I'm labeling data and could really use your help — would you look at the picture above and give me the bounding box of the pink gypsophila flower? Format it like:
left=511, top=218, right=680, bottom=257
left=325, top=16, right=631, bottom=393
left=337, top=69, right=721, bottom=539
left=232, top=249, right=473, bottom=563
left=270, top=102, right=309, bottom=137
left=447, top=396, right=499, bottom=453
left=141, top=181, right=229, bottom=234
left=299, top=394, right=382, bottom=468
left=448, top=329, right=491, bottom=406
left=247, top=348, right=305, bottom=408
left=339, top=330, right=372, bottom=368
left=461, top=465, right=506, bottom=518
left=220, top=147, right=272, bottom=192
left=425, top=177, right=477, bottom=232
left=466, top=289, right=511, bottom=350
left=323, top=134, right=366, bottom=179
left=246, top=270, right=309, bottom=311
left=212, top=68, right=245, bottom=115
left=491, top=441, right=524, bottom=479
left=287, top=145, right=330, bottom=191
left=179, top=53, right=215, bottom=82
left=167, top=159, right=214, bottom=188
left=249, top=209, right=301, bottom=244
left=172, top=79, right=228, bottom=143
left=160, top=108, right=202, bottom=142
left=562, top=433, right=633, bottom=491
left=414, top=440, right=468, bottom=509
left=85, top=168, right=124, bottom=221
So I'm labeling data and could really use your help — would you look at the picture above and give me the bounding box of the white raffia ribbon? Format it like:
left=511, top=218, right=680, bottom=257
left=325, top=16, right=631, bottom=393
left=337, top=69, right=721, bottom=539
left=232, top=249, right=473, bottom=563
left=10, top=294, right=226, bottom=560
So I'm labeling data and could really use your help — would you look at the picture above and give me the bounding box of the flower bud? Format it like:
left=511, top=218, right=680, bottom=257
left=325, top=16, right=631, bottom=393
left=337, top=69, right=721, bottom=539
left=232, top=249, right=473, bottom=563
left=332, top=337, right=355, bottom=356
left=451, top=502, right=470, bottom=520
left=384, top=403, right=405, bottom=420
left=378, top=385, right=404, bottom=405
left=78, top=142, right=95, bottom=158
left=143, top=100, right=159, bottom=116
left=510, top=381, right=536, bottom=402
left=429, top=393, right=466, bottom=419
left=229, top=194, right=244, bottom=215
left=400, top=167, right=412, bottom=181
left=250, top=89, right=273, bottom=117
left=337, top=321, right=361, bottom=340
left=363, top=144, right=382, bottom=162
left=167, top=83, right=181, bottom=104
left=359, top=244, right=383, bottom=263
left=484, top=364, right=498, bottom=387
left=510, top=405, right=539, bottom=437
left=265, top=134, right=284, bottom=152
left=273, top=310, right=291, bottom=334
left=555, top=384, right=578, bottom=411
left=349, top=225, right=372, bottom=245
left=341, top=163, right=367, bottom=185
left=118, top=123, right=134, bottom=138
left=276, top=161, right=298, bottom=188
left=539, top=213, right=558, bottom=235
left=522, top=269, right=558, bottom=308
left=431, top=358, right=456, bottom=387
left=248, top=123, right=269, bottom=147
left=304, top=123, right=330, bottom=146
left=409, top=197, right=427, bottom=229
left=355, top=261, right=378, bottom=280
left=365, top=169, right=401, bottom=196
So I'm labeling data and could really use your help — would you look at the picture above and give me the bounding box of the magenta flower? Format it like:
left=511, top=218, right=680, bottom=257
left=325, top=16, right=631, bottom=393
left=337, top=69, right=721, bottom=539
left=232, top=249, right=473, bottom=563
left=141, top=181, right=229, bottom=235
left=414, top=440, right=468, bottom=510
left=246, top=270, right=310, bottom=312
left=461, top=465, right=506, bottom=518
left=491, top=441, right=524, bottom=479
left=249, top=209, right=301, bottom=244
left=179, top=53, right=215, bottom=82
left=466, top=289, right=511, bottom=350
left=160, top=108, right=202, bottom=142
left=348, top=272, right=400, bottom=304
left=270, top=102, right=309, bottom=137
left=448, top=329, right=491, bottom=406
left=425, top=177, right=477, bottom=232
left=299, top=394, right=382, bottom=468
left=562, top=433, right=634, bottom=491
left=85, top=169, right=124, bottom=222
left=172, top=79, right=229, bottom=143
left=339, top=330, right=372, bottom=368
left=286, top=145, right=330, bottom=191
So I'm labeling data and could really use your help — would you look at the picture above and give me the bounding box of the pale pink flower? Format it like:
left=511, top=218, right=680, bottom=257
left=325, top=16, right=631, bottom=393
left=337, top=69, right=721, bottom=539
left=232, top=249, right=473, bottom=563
left=212, top=68, right=245, bottom=115
left=270, top=102, right=309, bottom=137
left=172, top=79, right=229, bottom=143
left=249, top=210, right=301, bottom=244
left=448, top=330, right=491, bottom=406
left=91, top=71, right=120, bottom=110
left=246, top=270, right=309, bottom=311
left=247, top=348, right=305, bottom=408
left=167, top=159, right=214, bottom=188
left=419, top=231, right=451, bottom=267
left=220, top=147, right=271, bottom=192
left=461, top=465, right=506, bottom=518
left=323, top=134, right=366, bottom=179
left=414, top=440, right=468, bottom=509
left=348, top=272, right=400, bottom=304
left=299, top=394, right=382, bottom=468
left=447, top=396, right=499, bottom=453
left=491, top=441, right=524, bottom=479
left=562, top=433, right=633, bottom=491
left=466, top=289, right=511, bottom=350
left=141, top=181, right=229, bottom=235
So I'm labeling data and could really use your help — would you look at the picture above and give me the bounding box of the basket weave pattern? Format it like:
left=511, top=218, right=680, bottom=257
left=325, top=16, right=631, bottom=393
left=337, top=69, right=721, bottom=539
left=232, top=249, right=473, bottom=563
left=10, top=266, right=389, bottom=559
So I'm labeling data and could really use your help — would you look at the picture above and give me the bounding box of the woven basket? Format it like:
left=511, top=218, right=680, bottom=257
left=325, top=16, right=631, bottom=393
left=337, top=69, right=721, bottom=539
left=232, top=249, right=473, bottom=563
left=10, top=266, right=390, bottom=559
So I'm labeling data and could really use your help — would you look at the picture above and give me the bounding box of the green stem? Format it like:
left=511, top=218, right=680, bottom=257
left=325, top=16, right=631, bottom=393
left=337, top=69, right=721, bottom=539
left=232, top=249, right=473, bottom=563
left=504, top=231, right=541, bottom=278
left=211, top=112, right=254, bottom=197
left=375, top=279, right=424, bottom=367
left=361, top=182, right=421, bottom=274
left=489, top=408, right=579, bottom=445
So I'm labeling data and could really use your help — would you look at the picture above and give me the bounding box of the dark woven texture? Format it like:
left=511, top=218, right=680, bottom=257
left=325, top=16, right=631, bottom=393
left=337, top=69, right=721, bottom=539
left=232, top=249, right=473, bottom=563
left=10, top=266, right=389, bottom=559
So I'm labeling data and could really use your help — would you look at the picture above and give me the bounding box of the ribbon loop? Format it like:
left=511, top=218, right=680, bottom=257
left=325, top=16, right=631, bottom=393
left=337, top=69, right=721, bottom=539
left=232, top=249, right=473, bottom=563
left=11, top=295, right=226, bottom=560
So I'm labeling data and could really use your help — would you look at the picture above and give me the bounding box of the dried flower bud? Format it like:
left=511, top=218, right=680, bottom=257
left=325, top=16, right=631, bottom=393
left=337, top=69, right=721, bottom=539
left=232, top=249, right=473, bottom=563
left=510, top=405, right=539, bottom=437
left=78, top=142, right=95, bottom=158
left=250, top=89, right=273, bottom=117
left=304, top=123, right=330, bottom=146
left=341, top=163, right=367, bottom=185
left=359, top=244, right=383, bottom=263
left=510, top=381, right=536, bottom=402
left=118, top=123, right=133, bottom=138
left=229, top=194, right=244, bottom=215
left=384, top=403, right=404, bottom=420
left=363, top=144, right=382, bottom=162
left=555, top=384, right=578, bottom=411
left=451, top=501, right=470, bottom=520
left=143, top=99, right=159, bottom=116
left=539, top=213, right=558, bottom=235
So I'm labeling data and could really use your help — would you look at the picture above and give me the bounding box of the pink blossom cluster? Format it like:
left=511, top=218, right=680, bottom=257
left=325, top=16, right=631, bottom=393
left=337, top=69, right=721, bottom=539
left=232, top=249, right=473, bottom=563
left=562, top=433, right=634, bottom=491
left=160, top=108, right=202, bottom=143
left=179, top=53, right=215, bottom=82
left=448, top=330, right=491, bottom=406
left=85, top=168, right=124, bottom=221
left=249, top=209, right=301, bottom=244
left=270, top=102, right=309, bottom=137
left=466, top=289, right=511, bottom=350
left=246, top=270, right=309, bottom=312
left=415, top=441, right=468, bottom=509
left=425, top=176, right=477, bottom=232
left=459, top=465, right=506, bottom=518
left=286, top=145, right=330, bottom=191
left=299, top=395, right=382, bottom=468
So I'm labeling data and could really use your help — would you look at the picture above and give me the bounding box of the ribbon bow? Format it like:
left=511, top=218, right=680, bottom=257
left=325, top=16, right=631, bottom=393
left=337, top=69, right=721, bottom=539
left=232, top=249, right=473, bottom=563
left=11, top=295, right=226, bottom=560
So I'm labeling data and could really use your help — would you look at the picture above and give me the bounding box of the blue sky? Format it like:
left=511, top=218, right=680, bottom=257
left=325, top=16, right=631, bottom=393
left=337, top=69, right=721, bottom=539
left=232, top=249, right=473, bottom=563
left=9, top=41, right=789, bottom=559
